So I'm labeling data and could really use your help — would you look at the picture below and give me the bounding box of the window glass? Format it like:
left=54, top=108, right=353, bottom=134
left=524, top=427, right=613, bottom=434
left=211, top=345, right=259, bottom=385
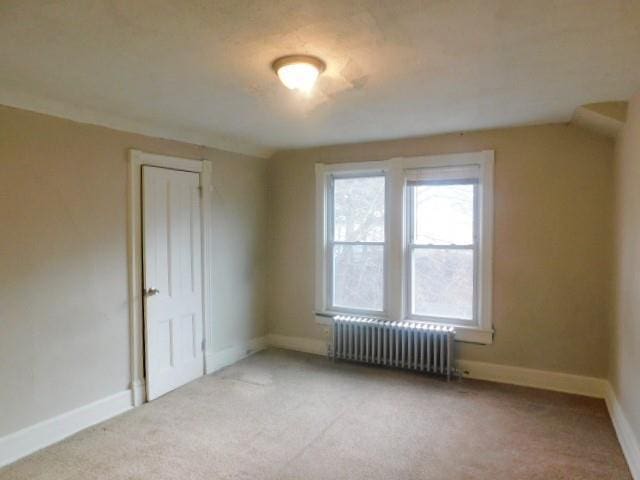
left=318, top=156, right=492, bottom=336
left=333, top=244, right=384, bottom=311
left=331, top=175, right=385, bottom=312
left=414, top=184, right=474, bottom=245
left=410, top=181, right=476, bottom=322
left=412, top=248, right=473, bottom=320
left=333, top=176, right=385, bottom=242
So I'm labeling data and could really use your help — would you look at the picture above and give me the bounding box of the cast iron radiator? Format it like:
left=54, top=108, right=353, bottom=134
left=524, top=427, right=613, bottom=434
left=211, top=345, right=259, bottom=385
left=331, top=315, right=455, bottom=380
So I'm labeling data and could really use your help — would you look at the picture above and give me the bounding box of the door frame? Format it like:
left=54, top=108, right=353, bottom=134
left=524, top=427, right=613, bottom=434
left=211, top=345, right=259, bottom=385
left=127, top=150, right=213, bottom=406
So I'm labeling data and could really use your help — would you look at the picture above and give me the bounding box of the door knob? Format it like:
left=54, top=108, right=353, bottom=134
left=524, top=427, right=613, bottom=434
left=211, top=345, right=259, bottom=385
left=145, top=287, right=160, bottom=297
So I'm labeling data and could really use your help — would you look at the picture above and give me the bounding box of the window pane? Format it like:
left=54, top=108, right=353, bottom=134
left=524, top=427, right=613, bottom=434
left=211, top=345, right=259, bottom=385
left=412, top=248, right=473, bottom=320
left=414, top=184, right=474, bottom=245
left=333, top=244, right=383, bottom=311
left=333, top=176, right=385, bottom=242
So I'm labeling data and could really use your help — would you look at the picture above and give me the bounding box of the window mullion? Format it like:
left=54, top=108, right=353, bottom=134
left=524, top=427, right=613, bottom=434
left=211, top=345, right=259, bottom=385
left=387, top=162, right=404, bottom=321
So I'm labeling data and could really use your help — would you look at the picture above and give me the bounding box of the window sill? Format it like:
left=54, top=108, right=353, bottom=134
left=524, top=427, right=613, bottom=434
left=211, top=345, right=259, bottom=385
left=314, top=313, right=493, bottom=345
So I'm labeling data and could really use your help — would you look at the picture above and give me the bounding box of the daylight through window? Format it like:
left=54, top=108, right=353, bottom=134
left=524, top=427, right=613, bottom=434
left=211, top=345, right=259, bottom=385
left=407, top=180, right=477, bottom=323
left=316, top=152, right=494, bottom=343
left=330, top=175, right=385, bottom=312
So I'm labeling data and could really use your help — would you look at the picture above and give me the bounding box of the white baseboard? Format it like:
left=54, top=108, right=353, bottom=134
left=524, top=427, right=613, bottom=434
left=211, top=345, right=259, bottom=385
left=457, top=360, right=607, bottom=398
left=262, top=334, right=606, bottom=399
left=0, top=337, right=268, bottom=468
left=0, top=389, right=133, bottom=468
left=205, top=336, right=267, bottom=374
left=4, top=338, right=637, bottom=479
left=605, top=383, right=640, bottom=479
left=267, top=334, right=640, bottom=475
left=266, top=334, right=328, bottom=356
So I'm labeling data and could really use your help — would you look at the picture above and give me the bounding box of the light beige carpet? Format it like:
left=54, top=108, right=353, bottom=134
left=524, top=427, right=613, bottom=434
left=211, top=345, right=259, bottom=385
left=0, top=349, right=631, bottom=479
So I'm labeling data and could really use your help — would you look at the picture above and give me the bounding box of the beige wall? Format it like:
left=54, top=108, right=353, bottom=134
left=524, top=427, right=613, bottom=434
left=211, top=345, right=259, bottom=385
left=0, top=105, right=268, bottom=436
left=0, top=102, right=622, bottom=441
left=268, top=124, right=614, bottom=378
left=611, top=91, right=640, bottom=442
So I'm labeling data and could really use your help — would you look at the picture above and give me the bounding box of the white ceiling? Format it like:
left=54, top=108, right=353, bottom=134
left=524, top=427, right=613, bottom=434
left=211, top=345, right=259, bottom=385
left=1, top=0, right=639, bottom=157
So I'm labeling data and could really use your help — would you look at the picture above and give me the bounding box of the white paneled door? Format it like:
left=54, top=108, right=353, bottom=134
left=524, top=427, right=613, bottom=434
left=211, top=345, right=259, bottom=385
left=142, top=166, right=204, bottom=400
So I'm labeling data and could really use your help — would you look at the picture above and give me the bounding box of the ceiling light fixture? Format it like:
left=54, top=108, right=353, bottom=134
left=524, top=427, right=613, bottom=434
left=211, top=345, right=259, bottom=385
left=272, top=55, right=325, bottom=93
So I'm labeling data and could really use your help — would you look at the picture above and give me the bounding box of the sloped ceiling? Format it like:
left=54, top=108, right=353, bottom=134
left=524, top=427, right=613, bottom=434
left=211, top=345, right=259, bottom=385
left=1, top=0, right=639, bottom=156
left=572, top=101, right=628, bottom=138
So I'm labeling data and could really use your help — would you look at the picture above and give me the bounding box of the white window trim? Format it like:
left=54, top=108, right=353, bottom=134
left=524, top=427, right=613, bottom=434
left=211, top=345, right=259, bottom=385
left=315, top=151, right=494, bottom=345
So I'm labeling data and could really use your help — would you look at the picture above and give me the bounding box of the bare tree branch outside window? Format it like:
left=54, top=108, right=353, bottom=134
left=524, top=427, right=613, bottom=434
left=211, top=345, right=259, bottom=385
left=332, top=176, right=384, bottom=311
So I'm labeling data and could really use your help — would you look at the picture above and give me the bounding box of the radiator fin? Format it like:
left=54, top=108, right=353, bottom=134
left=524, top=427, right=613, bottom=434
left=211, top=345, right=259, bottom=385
left=332, top=316, right=455, bottom=380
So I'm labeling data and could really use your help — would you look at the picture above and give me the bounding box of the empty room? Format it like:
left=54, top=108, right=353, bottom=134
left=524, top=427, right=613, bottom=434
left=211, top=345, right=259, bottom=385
left=1, top=1, right=639, bottom=479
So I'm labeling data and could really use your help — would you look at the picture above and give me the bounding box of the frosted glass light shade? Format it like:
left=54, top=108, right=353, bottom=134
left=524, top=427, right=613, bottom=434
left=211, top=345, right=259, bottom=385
left=272, top=55, right=325, bottom=93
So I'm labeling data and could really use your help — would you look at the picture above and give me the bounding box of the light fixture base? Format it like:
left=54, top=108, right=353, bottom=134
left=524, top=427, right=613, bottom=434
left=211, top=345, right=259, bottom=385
left=271, top=55, right=326, bottom=74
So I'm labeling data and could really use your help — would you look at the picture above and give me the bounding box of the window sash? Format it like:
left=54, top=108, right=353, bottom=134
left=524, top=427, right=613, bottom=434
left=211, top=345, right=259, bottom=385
left=405, top=164, right=481, bottom=182
left=327, top=174, right=387, bottom=314
left=407, top=245, right=476, bottom=324
left=405, top=181, right=479, bottom=325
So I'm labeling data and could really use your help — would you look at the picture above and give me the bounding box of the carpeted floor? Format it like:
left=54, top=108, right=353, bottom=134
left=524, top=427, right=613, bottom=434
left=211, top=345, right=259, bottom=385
left=0, top=348, right=631, bottom=479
